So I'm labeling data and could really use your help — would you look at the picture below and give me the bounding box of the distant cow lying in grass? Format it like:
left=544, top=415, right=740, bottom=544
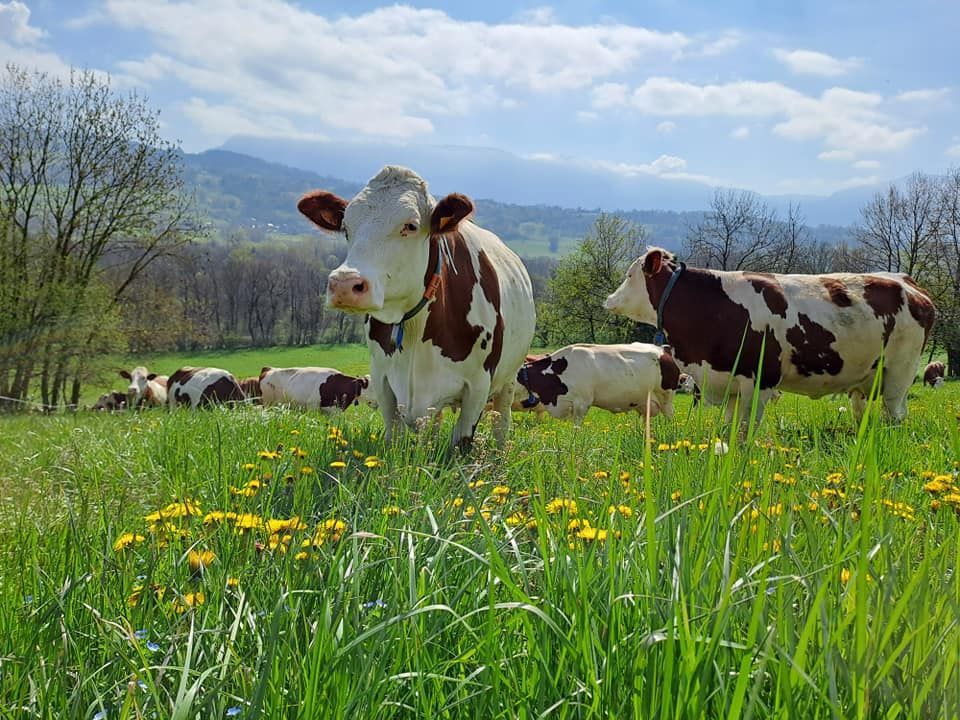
left=120, top=367, right=168, bottom=408
left=923, top=361, right=945, bottom=388
left=239, top=376, right=262, bottom=402
left=168, top=367, right=245, bottom=409
left=259, top=367, right=375, bottom=412
left=93, top=391, right=127, bottom=412
left=516, top=343, right=680, bottom=423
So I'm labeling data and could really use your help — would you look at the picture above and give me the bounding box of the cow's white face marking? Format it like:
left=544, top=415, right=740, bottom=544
left=122, top=366, right=154, bottom=403
left=605, top=256, right=657, bottom=324
left=933, top=376, right=945, bottom=389
left=332, top=167, right=434, bottom=323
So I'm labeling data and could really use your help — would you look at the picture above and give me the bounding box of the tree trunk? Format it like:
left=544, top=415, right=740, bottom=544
left=947, top=347, right=960, bottom=378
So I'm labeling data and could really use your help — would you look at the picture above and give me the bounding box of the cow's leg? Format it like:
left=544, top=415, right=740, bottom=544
left=489, top=382, right=515, bottom=446
left=658, top=390, right=674, bottom=419
left=848, top=389, right=867, bottom=422
left=452, top=379, right=491, bottom=452
left=881, top=365, right=914, bottom=422
left=376, top=379, right=401, bottom=443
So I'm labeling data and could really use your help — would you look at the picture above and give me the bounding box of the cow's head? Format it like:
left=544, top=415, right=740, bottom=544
left=933, top=376, right=945, bottom=389
left=605, top=247, right=676, bottom=325
left=357, top=375, right=378, bottom=408
left=120, top=366, right=156, bottom=406
left=298, top=166, right=474, bottom=323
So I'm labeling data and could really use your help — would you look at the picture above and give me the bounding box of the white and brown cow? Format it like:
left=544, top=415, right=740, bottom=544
left=239, top=376, right=262, bottom=402
left=259, top=366, right=374, bottom=412
left=167, top=367, right=245, bottom=409
left=605, top=247, right=936, bottom=424
left=92, top=391, right=127, bottom=412
left=119, top=367, right=168, bottom=408
left=516, top=343, right=679, bottom=423
left=923, top=361, right=946, bottom=388
left=298, top=166, right=535, bottom=449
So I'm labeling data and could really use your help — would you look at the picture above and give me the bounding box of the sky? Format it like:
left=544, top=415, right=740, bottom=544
left=1, top=0, right=958, bottom=196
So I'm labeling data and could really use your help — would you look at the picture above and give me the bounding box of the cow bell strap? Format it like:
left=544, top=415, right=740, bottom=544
left=653, top=261, right=686, bottom=346
left=390, top=248, right=443, bottom=351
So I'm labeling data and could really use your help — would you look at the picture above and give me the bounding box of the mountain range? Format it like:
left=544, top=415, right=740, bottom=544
left=182, top=142, right=860, bottom=256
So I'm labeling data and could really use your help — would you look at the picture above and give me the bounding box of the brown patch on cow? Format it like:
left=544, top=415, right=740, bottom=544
left=518, top=356, right=569, bottom=407
left=786, top=313, right=844, bottom=377
left=821, top=278, right=853, bottom=307
left=744, top=272, right=788, bottom=318
left=658, top=351, right=681, bottom=390
left=259, top=366, right=273, bottom=381
left=168, top=367, right=196, bottom=391
left=367, top=316, right=397, bottom=355
left=200, top=376, right=245, bottom=406
left=924, top=361, right=946, bottom=386
left=477, top=250, right=504, bottom=377
left=318, top=373, right=367, bottom=410
left=904, top=280, right=936, bottom=345
left=863, top=276, right=904, bottom=346
left=297, top=191, right=347, bottom=231
left=644, top=263, right=783, bottom=389
left=422, top=233, right=485, bottom=362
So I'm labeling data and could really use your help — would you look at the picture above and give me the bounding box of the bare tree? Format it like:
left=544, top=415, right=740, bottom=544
left=0, top=64, right=194, bottom=408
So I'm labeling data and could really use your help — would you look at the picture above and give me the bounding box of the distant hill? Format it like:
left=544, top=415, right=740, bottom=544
left=182, top=148, right=852, bottom=256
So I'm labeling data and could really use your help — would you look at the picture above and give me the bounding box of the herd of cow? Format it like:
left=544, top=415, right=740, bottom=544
left=95, top=165, right=947, bottom=448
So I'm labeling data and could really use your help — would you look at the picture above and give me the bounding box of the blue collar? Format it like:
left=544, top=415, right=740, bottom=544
left=389, top=246, right=443, bottom=351
left=653, top=262, right=685, bottom=346
left=517, top=365, right=540, bottom=408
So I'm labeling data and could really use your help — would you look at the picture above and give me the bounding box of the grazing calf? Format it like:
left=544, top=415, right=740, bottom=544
left=120, top=367, right=168, bottom=408
left=678, top=373, right=702, bottom=406
left=515, top=343, right=679, bottom=423
left=923, top=361, right=946, bottom=388
left=298, top=165, right=536, bottom=448
left=167, top=367, right=245, bottom=409
left=239, top=376, right=262, bottom=402
left=606, top=247, right=936, bottom=425
left=93, top=391, right=127, bottom=412
left=259, top=367, right=374, bottom=412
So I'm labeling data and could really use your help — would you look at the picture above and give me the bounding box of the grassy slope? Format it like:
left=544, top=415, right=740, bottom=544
left=0, top=380, right=958, bottom=718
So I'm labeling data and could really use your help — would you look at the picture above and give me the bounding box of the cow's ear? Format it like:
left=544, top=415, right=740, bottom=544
left=119, top=370, right=131, bottom=379
left=298, top=191, right=348, bottom=231
left=147, top=373, right=157, bottom=381
left=643, top=249, right=664, bottom=276
left=359, top=376, right=369, bottom=389
left=430, top=193, right=474, bottom=235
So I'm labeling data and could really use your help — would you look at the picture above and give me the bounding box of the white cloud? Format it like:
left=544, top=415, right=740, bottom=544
left=776, top=175, right=880, bottom=194
left=697, top=30, right=742, bottom=57
left=853, top=159, right=880, bottom=169
left=730, top=126, right=749, bottom=139
left=180, top=98, right=328, bottom=142
left=598, top=76, right=924, bottom=155
left=773, top=48, right=861, bottom=77
left=90, top=1, right=719, bottom=142
left=893, top=87, right=951, bottom=103
left=591, top=83, right=630, bottom=109
left=0, top=1, right=44, bottom=44
left=818, top=149, right=855, bottom=162
left=656, top=120, right=676, bottom=134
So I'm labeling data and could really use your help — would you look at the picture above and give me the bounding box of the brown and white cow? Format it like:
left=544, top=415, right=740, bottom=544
left=119, top=367, right=168, bottom=408
left=923, top=361, right=946, bottom=388
left=677, top=373, right=702, bottom=405
left=605, top=247, right=936, bottom=424
left=259, top=366, right=374, bottom=412
left=167, top=367, right=245, bottom=409
left=516, top=342, right=679, bottom=423
left=93, top=391, right=127, bottom=412
left=298, top=166, right=536, bottom=449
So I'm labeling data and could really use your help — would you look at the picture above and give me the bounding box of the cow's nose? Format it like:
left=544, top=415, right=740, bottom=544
left=327, top=273, right=373, bottom=309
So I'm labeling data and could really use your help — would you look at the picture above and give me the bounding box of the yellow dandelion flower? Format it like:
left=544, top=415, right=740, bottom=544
left=593, top=470, right=609, bottom=480
left=234, top=513, right=263, bottom=532
left=290, top=429, right=301, bottom=436
left=382, top=505, right=402, bottom=517
left=187, top=549, right=216, bottom=574
left=226, top=577, right=240, bottom=588
left=113, top=532, right=145, bottom=553
left=266, top=516, right=307, bottom=534
left=242, top=463, right=256, bottom=471
left=329, top=461, right=346, bottom=469
left=452, top=497, right=464, bottom=508
left=295, top=551, right=310, bottom=561
left=257, top=450, right=279, bottom=460
left=546, top=498, right=578, bottom=515
left=463, top=505, right=477, bottom=519
left=290, top=447, right=308, bottom=459
left=931, top=499, right=941, bottom=511
left=505, top=511, right=526, bottom=526
left=670, top=490, right=682, bottom=502
left=607, top=504, right=633, bottom=519
left=577, top=527, right=609, bottom=542
left=619, top=471, right=631, bottom=483
left=468, top=479, right=486, bottom=489
left=492, top=485, right=511, bottom=497
left=301, top=466, right=315, bottom=475
left=364, top=456, right=381, bottom=468
left=175, top=591, right=205, bottom=613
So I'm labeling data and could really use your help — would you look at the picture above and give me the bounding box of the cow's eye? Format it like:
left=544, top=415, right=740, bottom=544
left=402, top=222, right=419, bottom=234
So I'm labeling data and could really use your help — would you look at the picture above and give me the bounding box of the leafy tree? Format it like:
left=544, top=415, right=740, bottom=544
left=539, top=214, right=648, bottom=345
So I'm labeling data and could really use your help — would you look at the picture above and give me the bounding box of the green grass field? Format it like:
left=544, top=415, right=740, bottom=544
left=1, top=364, right=958, bottom=718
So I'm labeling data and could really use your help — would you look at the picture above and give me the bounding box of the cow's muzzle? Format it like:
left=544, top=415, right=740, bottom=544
left=327, top=272, right=376, bottom=311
